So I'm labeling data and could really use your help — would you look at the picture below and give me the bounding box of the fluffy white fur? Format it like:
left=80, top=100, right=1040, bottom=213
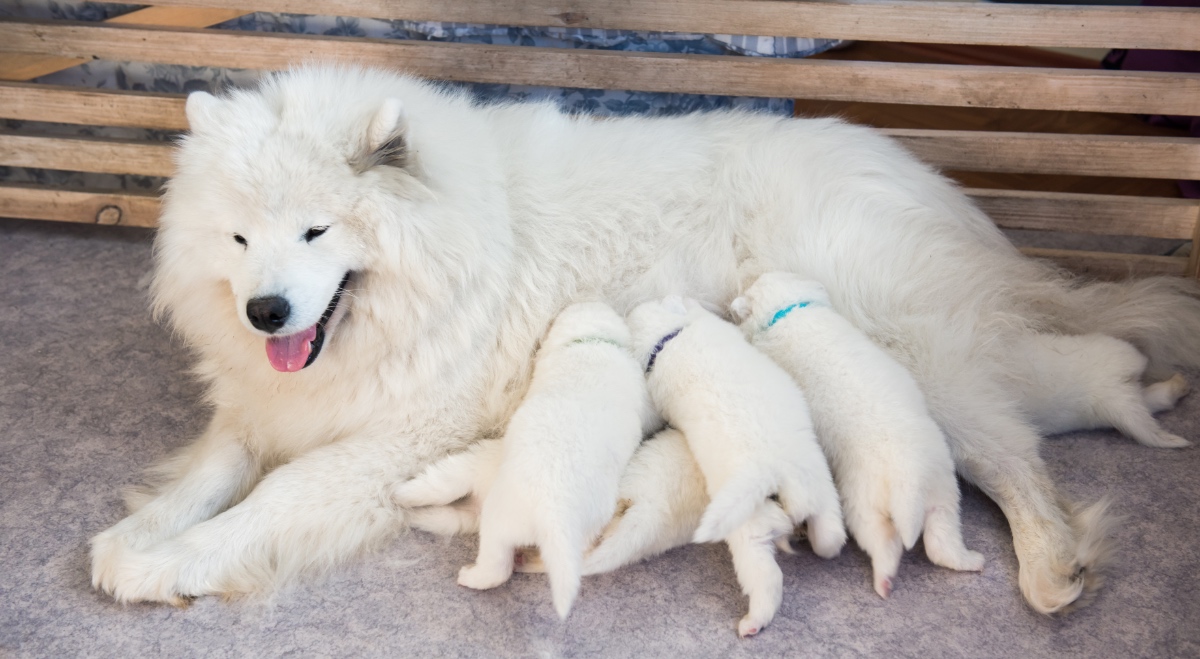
left=628, top=296, right=845, bottom=636
left=732, top=272, right=984, bottom=599
left=90, top=65, right=1200, bottom=614
left=516, top=427, right=710, bottom=578
left=396, top=302, right=653, bottom=619
left=1010, top=333, right=1190, bottom=448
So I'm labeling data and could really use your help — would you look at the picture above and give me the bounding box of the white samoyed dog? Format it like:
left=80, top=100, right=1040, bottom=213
left=627, top=295, right=845, bottom=636
left=394, top=302, right=654, bottom=618
left=90, top=65, right=1200, bottom=614
left=731, top=272, right=984, bottom=599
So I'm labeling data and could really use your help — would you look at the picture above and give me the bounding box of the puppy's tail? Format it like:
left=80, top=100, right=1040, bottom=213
left=693, top=467, right=775, bottom=543
left=538, top=525, right=584, bottom=620
left=1040, top=276, right=1200, bottom=378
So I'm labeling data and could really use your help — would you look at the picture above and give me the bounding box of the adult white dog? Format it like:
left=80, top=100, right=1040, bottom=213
left=90, top=65, right=1199, bottom=614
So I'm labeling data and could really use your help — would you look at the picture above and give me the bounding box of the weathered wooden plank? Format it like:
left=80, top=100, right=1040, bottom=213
left=0, top=6, right=250, bottom=82
left=135, top=0, right=1200, bottom=51
left=0, top=184, right=160, bottom=227
left=1019, top=247, right=1188, bottom=279
left=0, top=133, right=175, bottom=176
left=0, top=82, right=189, bottom=130
left=970, top=188, right=1200, bottom=240
left=4, top=84, right=1197, bottom=181
left=886, top=130, right=1200, bottom=181
left=1, top=21, right=1198, bottom=115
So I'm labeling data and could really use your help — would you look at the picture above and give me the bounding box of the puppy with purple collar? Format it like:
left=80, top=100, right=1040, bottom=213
left=627, top=295, right=845, bottom=637
left=732, top=272, right=984, bottom=599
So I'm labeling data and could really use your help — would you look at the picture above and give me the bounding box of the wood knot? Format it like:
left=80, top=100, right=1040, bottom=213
left=556, top=11, right=588, bottom=26
left=95, top=205, right=122, bottom=225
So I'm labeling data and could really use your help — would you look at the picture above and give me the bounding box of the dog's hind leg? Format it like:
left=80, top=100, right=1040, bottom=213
left=91, top=412, right=260, bottom=598
left=932, top=381, right=1106, bottom=614
left=726, top=503, right=790, bottom=638
left=1100, top=387, right=1191, bottom=448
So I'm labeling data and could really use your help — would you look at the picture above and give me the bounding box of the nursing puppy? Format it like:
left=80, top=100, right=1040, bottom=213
left=628, top=296, right=845, bottom=637
left=732, top=272, right=984, bottom=599
left=1011, top=333, right=1190, bottom=448
left=516, top=426, right=710, bottom=577
left=395, top=302, right=654, bottom=619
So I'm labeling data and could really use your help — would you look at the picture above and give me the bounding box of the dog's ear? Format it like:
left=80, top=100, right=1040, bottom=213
left=355, top=98, right=411, bottom=172
left=185, top=91, right=222, bottom=134
left=729, top=296, right=751, bottom=322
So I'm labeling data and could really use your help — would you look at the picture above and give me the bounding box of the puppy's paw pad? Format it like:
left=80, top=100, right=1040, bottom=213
left=737, top=618, right=762, bottom=638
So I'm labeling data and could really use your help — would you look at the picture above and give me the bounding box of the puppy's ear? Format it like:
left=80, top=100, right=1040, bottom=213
left=355, top=98, right=411, bottom=172
left=729, top=296, right=751, bottom=322
left=185, top=91, right=222, bottom=134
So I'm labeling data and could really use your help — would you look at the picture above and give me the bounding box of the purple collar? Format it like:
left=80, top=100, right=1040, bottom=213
left=645, top=328, right=682, bottom=374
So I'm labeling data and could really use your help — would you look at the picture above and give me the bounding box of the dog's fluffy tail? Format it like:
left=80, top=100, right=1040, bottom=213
left=1041, top=276, right=1200, bottom=377
left=693, top=467, right=776, bottom=543
left=538, top=524, right=584, bottom=620
left=1061, top=497, right=1119, bottom=613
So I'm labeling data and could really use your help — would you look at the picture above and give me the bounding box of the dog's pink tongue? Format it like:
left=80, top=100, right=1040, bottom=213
left=265, top=324, right=317, bottom=373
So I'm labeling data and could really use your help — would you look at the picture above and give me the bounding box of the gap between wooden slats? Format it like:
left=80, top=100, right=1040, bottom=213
left=132, top=0, right=1200, bottom=51
left=1020, top=247, right=1188, bottom=279
left=1, top=21, right=1198, bottom=115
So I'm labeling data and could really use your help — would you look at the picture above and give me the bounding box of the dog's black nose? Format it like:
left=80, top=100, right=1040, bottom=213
left=246, top=296, right=291, bottom=333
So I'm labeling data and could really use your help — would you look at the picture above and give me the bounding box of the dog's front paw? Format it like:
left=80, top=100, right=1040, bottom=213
left=92, top=539, right=195, bottom=606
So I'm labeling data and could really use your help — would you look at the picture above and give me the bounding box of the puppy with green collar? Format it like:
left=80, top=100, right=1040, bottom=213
left=393, top=301, right=657, bottom=619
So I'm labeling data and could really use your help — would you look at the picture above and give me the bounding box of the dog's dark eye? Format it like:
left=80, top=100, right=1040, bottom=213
left=304, top=226, right=329, bottom=242
left=233, top=233, right=247, bottom=247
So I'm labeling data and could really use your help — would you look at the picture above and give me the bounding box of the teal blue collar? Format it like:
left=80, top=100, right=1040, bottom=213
left=764, top=301, right=812, bottom=330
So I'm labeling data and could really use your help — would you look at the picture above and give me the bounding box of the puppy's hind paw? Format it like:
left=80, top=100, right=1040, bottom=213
left=738, top=615, right=766, bottom=638
left=874, top=575, right=893, bottom=600
left=457, top=564, right=509, bottom=591
left=1142, top=431, right=1191, bottom=449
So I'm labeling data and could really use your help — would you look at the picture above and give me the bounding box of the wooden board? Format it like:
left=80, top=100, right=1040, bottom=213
left=0, top=184, right=160, bottom=227
left=885, top=130, right=1200, bottom=181
left=0, top=6, right=250, bottom=82
left=0, top=82, right=188, bottom=131
left=970, top=189, right=1199, bottom=240
left=0, top=134, right=175, bottom=177
left=2, top=21, right=1198, bottom=115
left=1019, top=247, right=1188, bottom=279
left=131, top=0, right=1200, bottom=51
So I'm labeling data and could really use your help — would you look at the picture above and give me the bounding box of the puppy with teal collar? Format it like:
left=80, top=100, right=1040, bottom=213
left=732, top=272, right=984, bottom=599
left=627, top=295, right=845, bottom=637
left=393, top=301, right=657, bottom=619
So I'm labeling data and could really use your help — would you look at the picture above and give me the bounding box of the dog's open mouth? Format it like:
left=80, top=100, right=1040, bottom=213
left=265, top=273, right=351, bottom=373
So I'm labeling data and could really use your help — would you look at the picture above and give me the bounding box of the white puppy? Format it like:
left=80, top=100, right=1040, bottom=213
left=393, top=302, right=655, bottom=619
left=732, top=272, right=984, bottom=599
left=516, top=426, right=709, bottom=576
left=627, top=296, right=845, bottom=637
left=1011, top=333, right=1190, bottom=448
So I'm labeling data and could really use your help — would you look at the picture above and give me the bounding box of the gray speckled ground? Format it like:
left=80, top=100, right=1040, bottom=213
left=2, top=218, right=1198, bottom=658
